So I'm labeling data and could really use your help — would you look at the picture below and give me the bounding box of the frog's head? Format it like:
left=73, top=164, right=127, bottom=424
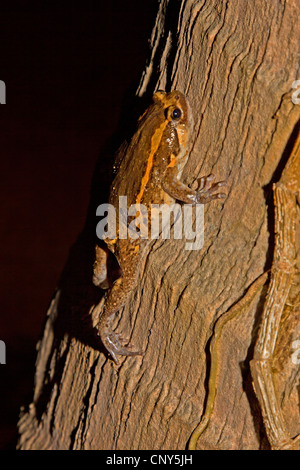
left=153, top=90, right=193, bottom=155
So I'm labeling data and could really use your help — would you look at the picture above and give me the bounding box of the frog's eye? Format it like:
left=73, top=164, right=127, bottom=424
left=171, top=107, right=182, bottom=120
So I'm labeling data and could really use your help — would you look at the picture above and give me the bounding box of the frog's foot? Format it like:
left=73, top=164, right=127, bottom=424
left=98, top=328, right=143, bottom=365
left=196, top=174, right=227, bottom=204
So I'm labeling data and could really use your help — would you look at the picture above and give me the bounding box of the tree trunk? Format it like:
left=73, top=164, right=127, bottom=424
left=18, top=0, right=300, bottom=450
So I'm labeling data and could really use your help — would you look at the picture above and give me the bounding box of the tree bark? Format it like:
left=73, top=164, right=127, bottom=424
left=18, top=0, right=300, bottom=450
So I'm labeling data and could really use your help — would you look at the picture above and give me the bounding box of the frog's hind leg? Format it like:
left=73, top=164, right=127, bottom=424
left=93, top=244, right=110, bottom=289
left=96, top=249, right=144, bottom=364
left=93, top=243, right=122, bottom=290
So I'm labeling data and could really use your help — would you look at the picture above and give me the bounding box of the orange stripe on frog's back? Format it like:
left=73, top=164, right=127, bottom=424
left=136, top=120, right=168, bottom=205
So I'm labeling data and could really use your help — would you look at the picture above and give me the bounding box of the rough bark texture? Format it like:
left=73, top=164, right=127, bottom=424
left=18, top=0, right=300, bottom=450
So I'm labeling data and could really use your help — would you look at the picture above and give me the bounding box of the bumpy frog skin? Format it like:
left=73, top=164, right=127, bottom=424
left=93, top=90, right=226, bottom=363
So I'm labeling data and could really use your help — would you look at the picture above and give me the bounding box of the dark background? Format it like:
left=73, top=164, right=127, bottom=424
left=0, top=1, right=158, bottom=449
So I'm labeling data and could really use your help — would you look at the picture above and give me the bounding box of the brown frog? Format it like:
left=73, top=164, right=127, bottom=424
left=93, top=90, right=226, bottom=363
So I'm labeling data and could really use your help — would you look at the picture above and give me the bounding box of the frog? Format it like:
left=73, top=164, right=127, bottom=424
left=93, top=90, right=227, bottom=364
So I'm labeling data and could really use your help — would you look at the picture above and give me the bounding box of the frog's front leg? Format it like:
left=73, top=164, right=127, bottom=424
left=96, top=245, right=144, bottom=364
left=162, top=164, right=227, bottom=204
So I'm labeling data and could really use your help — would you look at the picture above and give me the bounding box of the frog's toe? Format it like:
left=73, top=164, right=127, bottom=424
left=196, top=179, right=227, bottom=203
left=197, top=174, right=215, bottom=191
left=112, top=333, right=144, bottom=357
left=107, top=341, right=143, bottom=363
left=116, top=344, right=144, bottom=357
left=98, top=328, right=143, bottom=364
